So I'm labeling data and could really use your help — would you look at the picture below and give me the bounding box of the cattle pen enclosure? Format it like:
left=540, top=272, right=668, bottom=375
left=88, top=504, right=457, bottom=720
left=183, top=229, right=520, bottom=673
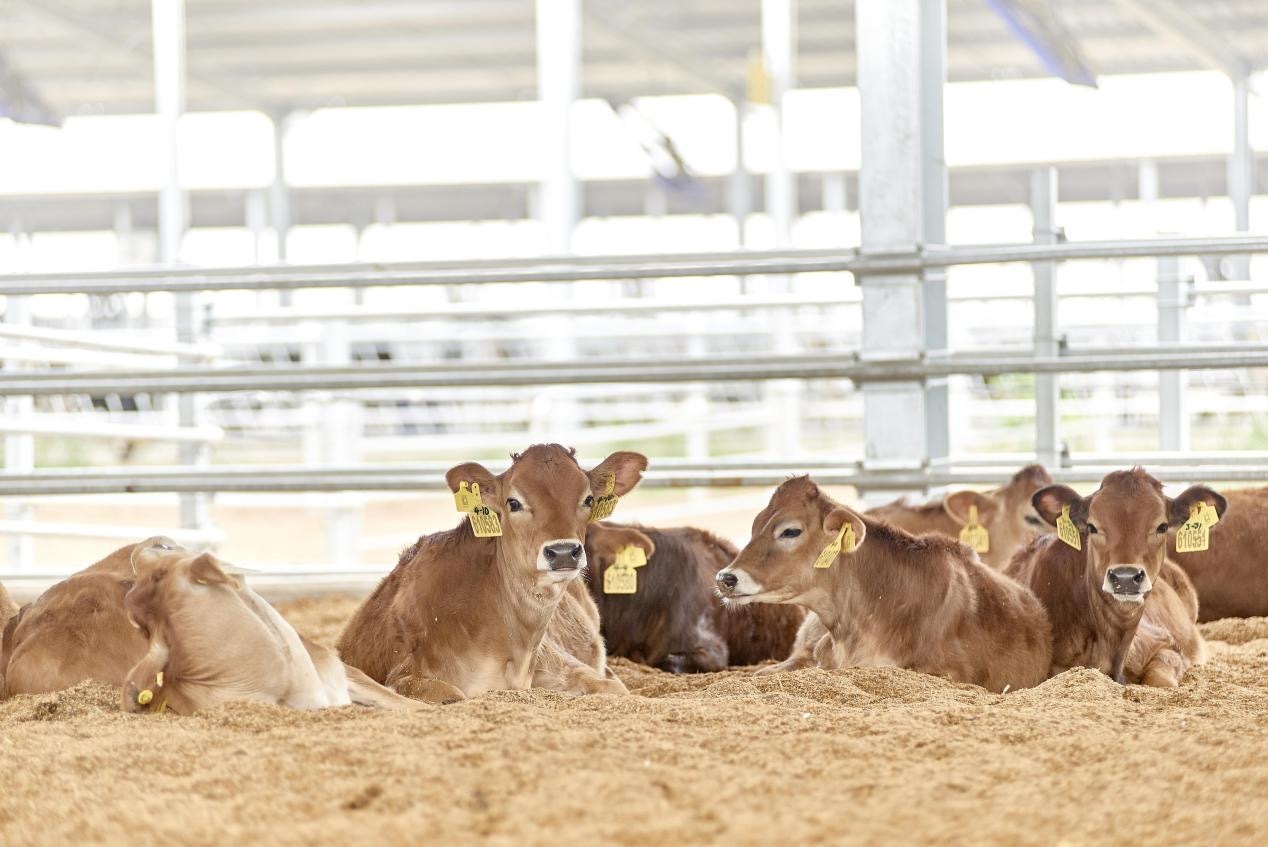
left=3, top=1, right=1268, bottom=846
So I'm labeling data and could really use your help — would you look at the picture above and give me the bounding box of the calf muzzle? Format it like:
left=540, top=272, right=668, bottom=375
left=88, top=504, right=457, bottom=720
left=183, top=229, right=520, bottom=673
left=542, top=541, right=584, bottom=571
left=1104, top=566, right=1148, bottom=599
left=716, top=571, right=739, bottom=591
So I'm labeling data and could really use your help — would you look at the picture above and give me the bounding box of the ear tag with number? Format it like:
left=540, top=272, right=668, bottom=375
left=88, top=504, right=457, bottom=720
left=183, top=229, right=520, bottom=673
left=469, top=504, right=503, bottom=538
left=615, top=545, right=647, bottom=569
left=1198, top=502, right=1220, bottom=529
left=1175, top=503, right=1211, bottom=554
left=604, top=563, right=638, bottom=594
left=814, top=524, right=855, bottom=569
left=454, top=481, right=481, bottom=513
left=958, top=504, right=990, bottom=554
left=589, top=474, right=619, bottom=522
left=1057, top=505, right=1081, bottom=551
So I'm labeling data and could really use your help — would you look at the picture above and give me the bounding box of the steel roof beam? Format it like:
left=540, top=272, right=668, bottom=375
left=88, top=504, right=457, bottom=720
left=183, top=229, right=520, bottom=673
left=1110, top=0, right=1254, bottom=80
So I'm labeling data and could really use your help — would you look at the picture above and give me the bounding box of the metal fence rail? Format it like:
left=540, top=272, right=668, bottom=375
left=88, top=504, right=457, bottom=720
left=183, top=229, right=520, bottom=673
left=4, top=234, right=1268, bottom=294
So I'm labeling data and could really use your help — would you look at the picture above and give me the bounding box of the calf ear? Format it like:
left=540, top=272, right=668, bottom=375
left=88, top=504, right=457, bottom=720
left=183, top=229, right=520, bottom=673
left=445, top=462, right=499, bottom=506
left=131, top=537, right=178, bottom=575
left=188, top=553, right=236, bottom=587
left=622, top=528, right=655, bottom=560
left=1167, top=486, right=1227, bottom=527
left=823, top=507, right=867, bottom=552
left=589, top=451, right=648, bottom=498
left=1032, top=485, right=1086, bottom=528
left=942, top=490, right=998, bottom=526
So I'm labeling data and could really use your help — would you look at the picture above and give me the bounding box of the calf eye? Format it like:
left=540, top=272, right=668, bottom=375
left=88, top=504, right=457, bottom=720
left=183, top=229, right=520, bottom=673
left=780, top=528, right=802, bottom=538
left=583, top=495, right=594, bottom=508
left=507, top=498, right=523, bottom=512
left=1156, top=523, right=1168, bottom=535
left=1086, top=523, right=1099, bottom=535
left=1024, top=515, right=1042, bottom=526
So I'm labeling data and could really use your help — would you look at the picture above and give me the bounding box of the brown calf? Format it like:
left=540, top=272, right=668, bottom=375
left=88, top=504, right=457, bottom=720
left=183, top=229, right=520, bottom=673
left=866, top=464, right=1054, bottom=568
left=1005, top=468, right=1221, bottom=686
left=585, top=522, right=801, bottom=672
left=123, top=543, right=414, bottom=714
left=338, top=444, right=646, bottom=701
left=714, top=476, right=1051, bottom=693
left=0, top=538, right=164, bottom=698
left=1167, top=486, right=1268, bottom=621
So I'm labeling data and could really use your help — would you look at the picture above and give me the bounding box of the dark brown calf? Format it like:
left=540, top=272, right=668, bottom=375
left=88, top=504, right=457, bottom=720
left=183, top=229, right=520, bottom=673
left=338, top=445, right=647, bottom=701
left=0, top=538, right=164, bottom=698
left=584, top=523, right=801, bottom=673
left=866, top=464, right=1054, bottom=568
left=715, top=476, right=1051, bottom=693
left=1005, top=468, right=1221, bottom=686
left=1167, top=486, right=1268, bottom=621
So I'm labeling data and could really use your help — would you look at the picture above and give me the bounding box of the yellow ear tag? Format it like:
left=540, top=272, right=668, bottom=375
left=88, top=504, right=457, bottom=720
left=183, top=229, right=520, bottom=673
left=137, top=689, right=154, bottom=706
left=454, top=481, right=480, bottom=513
left=603, top=562, right=637, bottom=594
left=155, top=672, right=164, bottom=688
left=1057, top=505, right=1081, bottom=551
left=589, top=474, right=619, bottom=523
left=615, top=545, right=648, bottom=569
left=814, top=524, right=855, bottom=569
left=1198, top=502, right=1220, bottom=528
left=1175, top=503, right=1211, bottom=554
left=958, top=504, right=990, bottom=554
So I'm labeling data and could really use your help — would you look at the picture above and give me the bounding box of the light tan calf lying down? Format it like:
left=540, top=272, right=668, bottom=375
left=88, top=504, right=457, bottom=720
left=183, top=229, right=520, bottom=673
left=123, top=542, right=416, bottom=714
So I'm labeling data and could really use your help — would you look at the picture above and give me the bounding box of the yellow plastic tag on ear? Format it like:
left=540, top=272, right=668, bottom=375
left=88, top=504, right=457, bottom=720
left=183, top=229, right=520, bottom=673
left=469, top=505, right=503, bottom=538
left=958, top=504, right=990, bottom=554
left=589, top=474, right=619, bottom=523
left=137, top=689, right=153, bottom=706
left=1057, top=506, right=1081, bottom=551
left=1175, top=504, right=1210, bottom=554
left=615, top=545, right=647, bottom=569
left=603, top=563, right=637, bottom=594
left=1198, top=502, right=1220, bottom=528
left=155, top=672, right=164, bottom=688
left=454, top=481, right=482, bottom=513
left=814, top=524, right=855, bottom=569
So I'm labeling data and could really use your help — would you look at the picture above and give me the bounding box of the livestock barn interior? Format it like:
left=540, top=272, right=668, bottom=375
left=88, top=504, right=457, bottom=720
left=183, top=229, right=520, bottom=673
left=1, top=1, right=1268, bottom=844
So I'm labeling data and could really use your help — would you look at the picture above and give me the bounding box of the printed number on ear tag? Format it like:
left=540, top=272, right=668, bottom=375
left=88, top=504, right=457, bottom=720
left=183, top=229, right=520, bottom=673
left=604, top=563, right=637, bottom=594
left=454, top=481, right=483, bottom=513
left=814, top=524, right=855, bottom=569
left=589, top=474, right=619, bottom=523
left=469, top=505, right=503, bottom=538
left=958, top=504, right=990, bottom=554
left=1175, top=504, right=1210, bottom=554
left=1198, top=502, right=1220, bottom=528
left=615, top=545, right=647, bottom=569
left=1057, top=505, right=1081, bottom=551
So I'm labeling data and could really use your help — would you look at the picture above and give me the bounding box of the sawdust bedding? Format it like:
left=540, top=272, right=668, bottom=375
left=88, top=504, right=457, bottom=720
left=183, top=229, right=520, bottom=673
left=1, top=597, right=1265, bottom=846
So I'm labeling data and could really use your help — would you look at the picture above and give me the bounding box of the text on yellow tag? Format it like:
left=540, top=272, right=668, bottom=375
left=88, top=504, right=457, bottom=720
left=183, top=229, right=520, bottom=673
left=1175, top=503, right=1211, bottom=554
left=1057, top=505, right=1081, bottom=551
left=959, top=504, right=991, bottom=554
left=604, top=563, right=637, bottom=594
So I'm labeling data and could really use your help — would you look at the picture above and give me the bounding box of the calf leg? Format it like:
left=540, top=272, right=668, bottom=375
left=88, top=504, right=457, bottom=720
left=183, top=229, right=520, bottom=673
left=534, top=637, right=627, bottom=695
left=344, top=664, right=425, bottom=709
left=1139, top=648, right=1187, bottom=688
left=755, top=612, right=826, bottom=676
left=658, top=617, right=729, bottom=674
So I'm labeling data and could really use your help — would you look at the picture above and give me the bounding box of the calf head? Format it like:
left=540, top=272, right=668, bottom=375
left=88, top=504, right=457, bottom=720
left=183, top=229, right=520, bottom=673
left=584, top=523, right=656, bottom=575
left=1033, top=468, right=1225, bottom=610
left=121, top=541, right=252, bottom=715
left=715, top=476, right=867, bottom=606
left=446, top=444, right=647, bottom=590
left=942, top=464, right=1054, bottom=564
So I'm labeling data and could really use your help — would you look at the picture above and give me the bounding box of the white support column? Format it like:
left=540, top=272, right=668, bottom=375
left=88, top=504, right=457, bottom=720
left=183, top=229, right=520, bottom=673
left=320, top=318, right=362, bottom=567
left=152, top=0, right=209, bottom=541
left=4, top=244, right=34, bottom=569
left=1157, top=255, right=1190, bottom=451
left=729, top=98, right=752, bottom=245
left=857, top=0, right=938, bottom=471
left=919, top=0, right=949, bottom=467
left=1228, top=76, right=1254, bottom=280
left=1031, top=168, right=1061, bottom=468
left=535, top=0, right=581, bottom=255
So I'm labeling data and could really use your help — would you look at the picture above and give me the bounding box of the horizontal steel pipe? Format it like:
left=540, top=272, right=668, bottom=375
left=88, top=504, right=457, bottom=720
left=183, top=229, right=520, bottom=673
left=4, top=235, right=1268, bottom=294
left=0, top=350, right=1265, bottom=396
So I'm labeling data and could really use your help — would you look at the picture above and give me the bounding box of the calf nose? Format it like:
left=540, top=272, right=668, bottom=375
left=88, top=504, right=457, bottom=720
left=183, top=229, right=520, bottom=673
left=1107, top=566, right=1147, bottom=593
left=716, top=571, right=739, bottom=591
left=543, top=541, right=583, bottom=570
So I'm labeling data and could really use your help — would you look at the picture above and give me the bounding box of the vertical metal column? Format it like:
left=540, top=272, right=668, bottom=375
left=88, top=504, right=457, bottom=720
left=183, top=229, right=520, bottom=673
left=4, top=236, right=34, bottom=569
left=856, top=0, right=937, bottom=470
left=1031, top=168, right=1061, bottom=468
left=152, top=0, right=208, bottom=539
left=1157, top=255, right=1190, bottom=451
left=269, top=111, right=292, bottom=264
left=729, top=98, right=752, bottom=245
left=536, top=0, right=581, bottom=254
left=1228, top=76, right=1254, bottom=280
left=919, top=0, right=949, bottom=467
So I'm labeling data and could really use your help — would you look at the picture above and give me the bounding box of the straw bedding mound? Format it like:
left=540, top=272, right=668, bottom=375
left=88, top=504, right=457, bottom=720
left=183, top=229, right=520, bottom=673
left=2, top=602, right=1265, bottom=846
